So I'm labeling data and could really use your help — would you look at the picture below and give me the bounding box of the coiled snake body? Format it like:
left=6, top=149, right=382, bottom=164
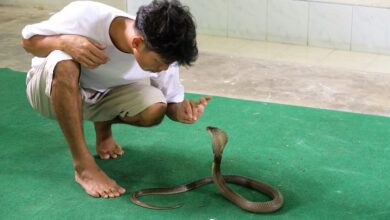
left=131, top=126, right=284, bottom=213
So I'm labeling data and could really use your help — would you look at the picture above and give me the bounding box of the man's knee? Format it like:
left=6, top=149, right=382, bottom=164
left=120, top=102, right=167, bottom=127
left=52, top=60, right=80, bottom=88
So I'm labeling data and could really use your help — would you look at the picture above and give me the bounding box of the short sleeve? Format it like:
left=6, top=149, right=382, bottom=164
left=150, top=62, right=184, bottom=103
left=22, top=2, right=85, bottom=39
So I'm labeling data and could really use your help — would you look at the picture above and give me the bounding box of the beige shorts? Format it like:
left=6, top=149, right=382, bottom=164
left=26, top=50, right=166, bottom=122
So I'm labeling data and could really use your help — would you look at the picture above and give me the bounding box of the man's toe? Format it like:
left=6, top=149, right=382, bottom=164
left=115, top=146, right=124, bottom=156
left=118, top=186, right=126, bottom=194
left=88, top=190, right=100, bottom=198
left=99, top=153, right=110, bottom=160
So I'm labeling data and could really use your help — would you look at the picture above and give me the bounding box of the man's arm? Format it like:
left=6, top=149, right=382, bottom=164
left=166, top=96, right=211, bottom=124
left=21, top=35, right=109, bottom=68
left=21, top=35, right=63, bottom=57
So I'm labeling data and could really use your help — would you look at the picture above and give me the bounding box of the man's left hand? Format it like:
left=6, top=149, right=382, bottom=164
left=175, top=96, right=212, bottom=124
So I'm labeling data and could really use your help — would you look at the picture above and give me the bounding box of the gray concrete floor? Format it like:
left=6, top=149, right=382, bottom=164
left=1, top=5, right=389, bottom=117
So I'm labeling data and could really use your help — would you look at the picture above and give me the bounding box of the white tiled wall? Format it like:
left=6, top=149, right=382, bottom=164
left=227, top=0, right=267, bottom=41
left=267, top=0, right=309, bottom=45
left=351, top=6, right=390, bottom=54
left=308, top=3, right=353, bottom=50
left=127, top=0, right=151, bottom=15
left=127, top=0, right=390, bottom=55
left=185, top=0, right=229, bottom=36
left=307, top=0, right=390, bottom=8
left=0, top=0, right=126, bottom=10
left=0, top=0, right=125, bottom=11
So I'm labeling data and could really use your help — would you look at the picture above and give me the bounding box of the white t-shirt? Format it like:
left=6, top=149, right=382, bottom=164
left=22, top=1, right=184, bottom=103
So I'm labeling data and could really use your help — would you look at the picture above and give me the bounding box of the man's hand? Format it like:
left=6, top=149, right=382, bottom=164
left=21, top=34, right=109, bottom=68
left=60, top=35, right=109, bottom=68
left=167, top=96, right=212, bottom=124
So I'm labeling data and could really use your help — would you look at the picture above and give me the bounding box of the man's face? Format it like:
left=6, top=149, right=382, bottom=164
left=134, top=47, right=170, bottom=73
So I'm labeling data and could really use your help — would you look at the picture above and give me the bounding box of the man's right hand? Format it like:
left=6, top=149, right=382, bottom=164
left=60, top=35, right=109, bottom=68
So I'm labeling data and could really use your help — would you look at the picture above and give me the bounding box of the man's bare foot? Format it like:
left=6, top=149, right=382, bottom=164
left=75, top=160, right=126, bottom=198
left=96, top=136, right=124, bottom=160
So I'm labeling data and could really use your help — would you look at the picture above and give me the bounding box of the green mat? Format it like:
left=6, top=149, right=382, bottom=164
left=0, top=68, right=389, bottom=220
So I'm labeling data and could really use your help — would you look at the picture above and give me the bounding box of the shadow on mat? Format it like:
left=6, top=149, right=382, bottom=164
left=94, top=144, right=207, bottom=190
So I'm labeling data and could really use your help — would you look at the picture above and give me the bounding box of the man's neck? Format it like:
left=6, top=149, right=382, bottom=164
left=109, top=17, right=134, bottom=54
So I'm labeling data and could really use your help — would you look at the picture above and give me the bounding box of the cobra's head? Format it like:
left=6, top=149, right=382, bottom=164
left=206, top=126, right=228, bottom=158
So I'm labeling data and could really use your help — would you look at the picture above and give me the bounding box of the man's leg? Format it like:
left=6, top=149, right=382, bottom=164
left=82, top=82, right=167, bottom=159
left=119, top=102, right=167, bottom=126
left=51, top=60, right=125, bottom=198
left=94, top=118, right=123, bottom=160
left=93, top=103, right=167, bottom=159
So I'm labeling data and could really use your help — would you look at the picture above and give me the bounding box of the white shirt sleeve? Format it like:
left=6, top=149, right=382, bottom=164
left=150, top=62, right=185, bottom=103
left=22, top=2, right=90, bottom=39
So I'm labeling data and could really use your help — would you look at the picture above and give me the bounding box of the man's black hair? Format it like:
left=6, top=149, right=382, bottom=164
left=135, top=0, right=198, bottom=66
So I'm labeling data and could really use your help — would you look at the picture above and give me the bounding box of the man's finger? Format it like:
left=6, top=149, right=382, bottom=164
left=196, top=96, right=212, bottom=106
left=78, top=56, right=98, bottom=68
left=197, top=97, right=206, bottom=106
left=86, top=53, right=106, bottom=66
left=205, top=96, right=212, bottom=102
left=89, top=45, right=109, bottom=64
left=183, top=100, right=193, bottom=120
left=191, top=101, right=199, bottom=121
left=196, top=105, right=204, bottom=118
left=197, top=104, right=205, bottom=114
left=92, top=40, right=107, bottom=50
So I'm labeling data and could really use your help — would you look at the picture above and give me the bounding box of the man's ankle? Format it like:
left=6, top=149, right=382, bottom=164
left=94, top=121, right=113, bottom=141
left=73, top=155, right=98, bottom=172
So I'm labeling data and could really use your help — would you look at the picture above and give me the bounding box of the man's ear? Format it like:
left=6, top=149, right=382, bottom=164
left=130, top=36, right=144, bottom=51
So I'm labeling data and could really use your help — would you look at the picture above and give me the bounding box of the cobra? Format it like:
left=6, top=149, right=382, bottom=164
left=131, top=126, right=284, bottom=213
